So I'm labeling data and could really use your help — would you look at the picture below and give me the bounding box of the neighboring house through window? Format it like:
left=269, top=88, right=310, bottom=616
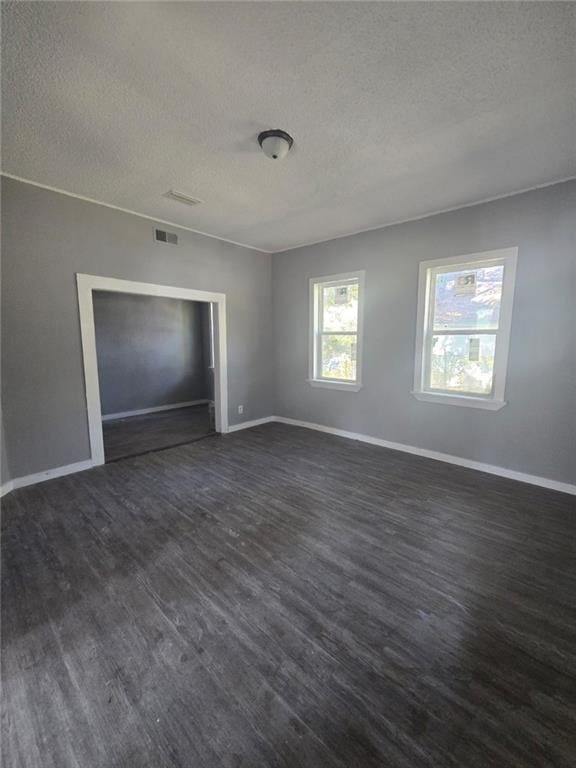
left=413, top=248, right=518, bottom=410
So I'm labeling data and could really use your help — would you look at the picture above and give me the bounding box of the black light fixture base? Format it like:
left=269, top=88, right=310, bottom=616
left=257, top=129, right=294, bottom=149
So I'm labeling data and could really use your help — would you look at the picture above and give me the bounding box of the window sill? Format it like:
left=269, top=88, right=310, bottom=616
left=308, top=379, right=362, bottom=392
left=412, top=391, right=506, bottom=411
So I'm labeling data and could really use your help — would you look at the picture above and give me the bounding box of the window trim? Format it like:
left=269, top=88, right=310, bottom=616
left=308, top=270, right=365, bottom=391
left=413, top=248, right=518, bottom=410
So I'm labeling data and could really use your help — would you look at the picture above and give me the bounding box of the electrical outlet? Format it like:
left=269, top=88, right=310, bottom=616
left=238, top=405, right=244, bottom=415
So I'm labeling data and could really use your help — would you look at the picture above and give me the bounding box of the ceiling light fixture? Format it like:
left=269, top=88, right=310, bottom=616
left=258, top=129, right=294, bottom=160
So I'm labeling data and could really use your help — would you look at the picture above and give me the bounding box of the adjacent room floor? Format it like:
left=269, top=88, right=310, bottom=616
left=2, top=423, right=575, bottom=768
left=102, top=403, right=213, bottom=462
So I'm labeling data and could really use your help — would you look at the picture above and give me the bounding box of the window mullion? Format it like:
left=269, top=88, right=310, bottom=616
left=431, top=328, right=500, bottom=336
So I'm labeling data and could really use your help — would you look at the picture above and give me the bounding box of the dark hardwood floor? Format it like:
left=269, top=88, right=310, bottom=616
left=102, top=403, right=213, bottom=462
left=2, top=423, right=575, bottom=768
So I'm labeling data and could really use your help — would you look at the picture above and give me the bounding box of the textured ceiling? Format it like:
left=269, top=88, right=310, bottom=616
left=3, top=2, right=575, bottom=253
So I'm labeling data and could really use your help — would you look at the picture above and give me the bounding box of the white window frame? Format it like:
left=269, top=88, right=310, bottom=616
left=413, top=247, right=518, bottom=410
left=309, top=270, right=365, bottom=392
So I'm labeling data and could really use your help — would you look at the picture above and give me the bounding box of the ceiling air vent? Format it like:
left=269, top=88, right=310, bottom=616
left=154, top=228, right=178, bottom=245
left=164, top=189, right=203, bottom=206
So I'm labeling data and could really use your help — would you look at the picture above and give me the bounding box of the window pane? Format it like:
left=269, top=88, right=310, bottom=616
left=322, top=282, right=358, bottom=332
left=429, top=334, right=496, bottom=394
left=433, top=265, right=504, bottom=330
left=321, top=334, right=357, bottom=380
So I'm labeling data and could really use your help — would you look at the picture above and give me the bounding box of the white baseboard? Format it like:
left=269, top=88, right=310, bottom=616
left=226, top=416, right=277, bottom=433
left=102, top=399, right=210, bottom=421
left=273, top=416, right=576, bottom=496
left=2, top=415, right=573, bottom=498
left=2, top=459, right=95, bottom=496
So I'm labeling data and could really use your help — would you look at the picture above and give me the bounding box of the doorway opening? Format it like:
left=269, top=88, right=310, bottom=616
left=76, top=274, right=228, bottom=466
left=94, top=292, right=215, bottom=461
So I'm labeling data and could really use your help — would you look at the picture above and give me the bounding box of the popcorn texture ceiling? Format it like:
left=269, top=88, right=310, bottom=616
left=3, top=1, right=575, bottom=253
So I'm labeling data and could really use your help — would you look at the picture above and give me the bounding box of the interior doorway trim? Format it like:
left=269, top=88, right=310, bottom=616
left=76, top=273, right=228, bottom=466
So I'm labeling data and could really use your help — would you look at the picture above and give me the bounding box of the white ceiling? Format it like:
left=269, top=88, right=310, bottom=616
left=3, top=2, right=575, bottom=253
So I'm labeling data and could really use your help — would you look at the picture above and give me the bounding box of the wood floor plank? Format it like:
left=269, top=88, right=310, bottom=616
left=2, top=423, right=576, bottom=767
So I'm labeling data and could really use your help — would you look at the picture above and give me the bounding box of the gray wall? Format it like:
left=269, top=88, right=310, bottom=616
left=1, top=177, right=274, bottom=480
left=2, top=177, right=574, bottom=486
left=93, top=292, right=210, bottom=416
left=273, top=180, right=576, bottom=485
